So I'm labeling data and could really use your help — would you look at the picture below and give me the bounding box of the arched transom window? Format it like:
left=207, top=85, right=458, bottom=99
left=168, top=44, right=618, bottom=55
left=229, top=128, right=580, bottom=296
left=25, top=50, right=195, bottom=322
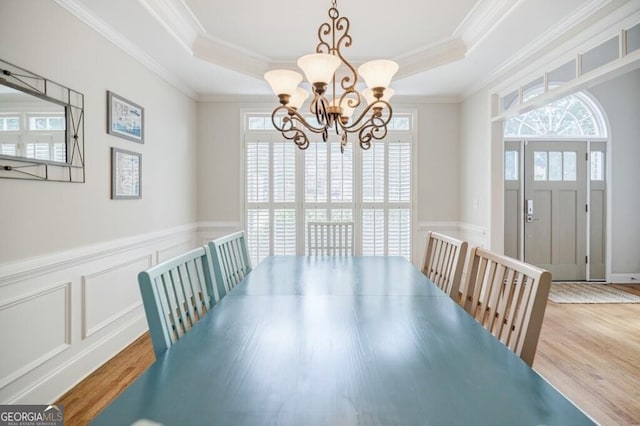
left=504, top=91, right=607, bottom=138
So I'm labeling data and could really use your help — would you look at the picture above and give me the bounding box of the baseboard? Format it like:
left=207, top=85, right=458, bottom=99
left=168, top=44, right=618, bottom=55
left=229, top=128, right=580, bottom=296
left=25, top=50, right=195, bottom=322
left=609, top=273, right=640, bottom=284
left=8, top=315, right=147, bottom=404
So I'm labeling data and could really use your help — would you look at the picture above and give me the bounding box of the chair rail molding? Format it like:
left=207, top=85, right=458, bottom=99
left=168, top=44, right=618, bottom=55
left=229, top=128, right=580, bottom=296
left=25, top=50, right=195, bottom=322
left=0, top=223, right=198, bottom=287
left=197, top=221, right=242, bottom=244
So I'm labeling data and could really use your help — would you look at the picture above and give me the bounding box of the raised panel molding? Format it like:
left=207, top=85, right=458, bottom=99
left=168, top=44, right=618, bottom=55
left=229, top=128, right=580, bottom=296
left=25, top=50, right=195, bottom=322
left=81, top=255, right=152, bottom=339
left=0, top=283, right=71, bottom=389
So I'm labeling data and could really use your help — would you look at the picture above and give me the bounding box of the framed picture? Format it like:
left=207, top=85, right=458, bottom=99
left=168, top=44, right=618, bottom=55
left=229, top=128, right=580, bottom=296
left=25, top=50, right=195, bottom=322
left=111, top=148, right=141, bottom=199
left=107, top=91, right=144, bottom=143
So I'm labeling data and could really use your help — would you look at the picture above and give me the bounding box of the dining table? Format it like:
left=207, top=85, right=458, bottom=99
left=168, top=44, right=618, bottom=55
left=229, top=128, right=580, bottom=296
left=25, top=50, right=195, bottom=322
left=91, top=256, right=594, bottom=425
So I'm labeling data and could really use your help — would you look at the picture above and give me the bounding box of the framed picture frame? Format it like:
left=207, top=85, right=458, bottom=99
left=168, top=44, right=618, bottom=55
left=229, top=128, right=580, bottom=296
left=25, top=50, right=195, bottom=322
left=107, top=91, right=144, bottom=143
left=111, top=148, right=141, bottom=199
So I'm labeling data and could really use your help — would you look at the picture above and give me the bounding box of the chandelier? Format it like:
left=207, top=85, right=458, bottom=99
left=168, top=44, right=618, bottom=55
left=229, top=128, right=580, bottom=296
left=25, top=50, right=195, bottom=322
left=264, top=0, right=398, bottom=152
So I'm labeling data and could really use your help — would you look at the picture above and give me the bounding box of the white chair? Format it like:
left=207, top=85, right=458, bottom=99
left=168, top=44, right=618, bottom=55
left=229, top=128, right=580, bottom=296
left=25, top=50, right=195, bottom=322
left=208, top=230, right=252, bottom=296
left=307, top=222, right=354, bottom=256
left=138, top=245, right=220, bottom=357
left=460, top=247, right=552, bottom=366
left=422, top=231, right=468, bottom=301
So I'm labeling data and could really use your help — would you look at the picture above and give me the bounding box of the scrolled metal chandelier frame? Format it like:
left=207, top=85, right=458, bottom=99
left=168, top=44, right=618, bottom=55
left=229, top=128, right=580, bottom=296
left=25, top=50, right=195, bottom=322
left=264, top=0, right=398, bottom=152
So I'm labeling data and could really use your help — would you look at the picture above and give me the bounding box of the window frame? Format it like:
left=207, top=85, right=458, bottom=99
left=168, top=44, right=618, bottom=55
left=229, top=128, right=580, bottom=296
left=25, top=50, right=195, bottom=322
left=241, top=108, right=417, bottom=264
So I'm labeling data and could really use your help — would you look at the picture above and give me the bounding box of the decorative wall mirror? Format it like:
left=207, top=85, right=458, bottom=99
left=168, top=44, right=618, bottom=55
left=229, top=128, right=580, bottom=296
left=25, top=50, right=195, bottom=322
left=0, top=58, right=85, bottom=182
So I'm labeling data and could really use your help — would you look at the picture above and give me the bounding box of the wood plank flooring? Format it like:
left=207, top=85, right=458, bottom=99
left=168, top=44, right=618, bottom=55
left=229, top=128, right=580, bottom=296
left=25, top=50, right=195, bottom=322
left=56, top=285, right=640, bottom=425
left=55, top=333, right=154, bottom=426
left=533, top=284, right=640, bottom=425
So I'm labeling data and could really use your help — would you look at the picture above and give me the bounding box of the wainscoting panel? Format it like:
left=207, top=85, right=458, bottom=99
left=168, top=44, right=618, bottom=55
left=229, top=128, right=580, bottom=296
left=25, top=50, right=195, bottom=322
left=0, top=224, right=197, bottom=404
left=81, top=255, right=152, bottom=339
left=0, top=283, right=71, bottom=390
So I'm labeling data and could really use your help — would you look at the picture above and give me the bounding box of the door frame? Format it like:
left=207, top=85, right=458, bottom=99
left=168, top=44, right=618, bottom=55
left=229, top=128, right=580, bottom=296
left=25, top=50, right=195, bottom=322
left=504, top=137, right=608, bottom=281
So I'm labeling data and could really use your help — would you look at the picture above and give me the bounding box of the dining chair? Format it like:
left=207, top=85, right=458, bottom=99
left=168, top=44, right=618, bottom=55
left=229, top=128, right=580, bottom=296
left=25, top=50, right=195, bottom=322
left=208, top=230, right=252, bottom=296
left=138, top=245, right=220, bottom=357
left=307, top=222, right=354, bottom=256
left=460, top=247, right=552, bottom=366
left=421, top=231, right=468, bottom=301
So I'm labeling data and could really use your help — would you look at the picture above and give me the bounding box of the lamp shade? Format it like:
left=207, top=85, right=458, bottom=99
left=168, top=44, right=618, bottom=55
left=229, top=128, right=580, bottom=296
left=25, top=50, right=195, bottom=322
left=362, top=87, right=395, bottom=105
left=297, top=53, right=341, bottom=84
left=358, top=60, right=399, bottom=89
left=264, top=69, right=303, bottom=96
left=288, top=87, right=310, bottom=110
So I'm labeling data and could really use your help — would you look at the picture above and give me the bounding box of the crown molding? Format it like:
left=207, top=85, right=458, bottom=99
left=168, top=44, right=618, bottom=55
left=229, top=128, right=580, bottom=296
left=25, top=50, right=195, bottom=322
left=197, top=94, right=273, bottom=103
left=54, top=0, right=197, bottom=99
left=395, top=38, right=467, bottom=79
left=137, top=0, right=205, bottom=53
left=196, top=94, right=462, bottom=104
left=454, top=0, right=522, bottom=55
left=192, top=34, right=271, bottom=79
left=394, top=95, right=462, bottom=104
left=462, top=0, right=637, bottom=99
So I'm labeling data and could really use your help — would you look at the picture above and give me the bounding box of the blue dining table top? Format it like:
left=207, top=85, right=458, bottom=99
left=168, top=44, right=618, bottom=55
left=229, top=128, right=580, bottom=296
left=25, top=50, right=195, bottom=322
left=92, top=256, right=594, bottom=426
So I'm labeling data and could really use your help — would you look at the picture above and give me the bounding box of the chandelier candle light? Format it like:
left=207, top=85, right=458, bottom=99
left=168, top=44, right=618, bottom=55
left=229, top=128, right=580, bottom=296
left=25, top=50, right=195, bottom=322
left=264, top=0, right=399, bottom=152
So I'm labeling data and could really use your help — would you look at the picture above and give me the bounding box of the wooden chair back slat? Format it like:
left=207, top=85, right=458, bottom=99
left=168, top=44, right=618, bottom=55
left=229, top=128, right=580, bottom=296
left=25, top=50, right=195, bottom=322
left=421, top=232, right=468, bottom=300
left=307, top=222, right=354, bottom=256
left=209, top=230, right=253, bottom=296
left=138, top=245, right=220, bottom=357
left=461, top=247, right=552, bottom=366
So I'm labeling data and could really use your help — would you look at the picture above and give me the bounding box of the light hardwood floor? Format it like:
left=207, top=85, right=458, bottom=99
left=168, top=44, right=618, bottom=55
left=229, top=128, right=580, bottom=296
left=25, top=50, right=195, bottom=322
left=57, top=285, right=640, bottom=425
left=533, top=284, right=640, bottom=425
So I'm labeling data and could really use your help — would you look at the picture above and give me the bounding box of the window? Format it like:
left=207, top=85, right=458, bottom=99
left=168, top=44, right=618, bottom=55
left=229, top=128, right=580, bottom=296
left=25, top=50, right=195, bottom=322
left=0, top=116, right=20, bottom=131
left=504, top=151, right=519, bottom=181
left=245, top=113, right=414, bottom=265
left=504, top=92, right=606, bottom=138
left=533, top=151, right=577, bottom=182
left=590, top=151, right=604, bottom=181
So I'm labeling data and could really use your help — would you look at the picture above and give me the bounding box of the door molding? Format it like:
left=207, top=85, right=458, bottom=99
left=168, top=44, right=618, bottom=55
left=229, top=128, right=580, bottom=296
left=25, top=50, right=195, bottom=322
left=504, top=138, right=608, bottom=281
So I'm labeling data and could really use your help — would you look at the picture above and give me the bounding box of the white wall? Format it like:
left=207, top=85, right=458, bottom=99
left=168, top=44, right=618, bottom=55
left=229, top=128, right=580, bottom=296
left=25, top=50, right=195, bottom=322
left=458, top=89, right=491, bottom=248
left=196, top=99, right=462, bottom=264
left=0, top=1, right=197, bottom=403
left=589, top=69, right=640, bottom=281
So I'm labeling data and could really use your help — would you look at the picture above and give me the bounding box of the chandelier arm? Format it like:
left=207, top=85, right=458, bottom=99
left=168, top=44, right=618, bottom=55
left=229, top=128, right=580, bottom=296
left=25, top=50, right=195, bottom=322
left=271, top=105, right=336, bottom=149
left=310, top=95, right=332, bottom=128
left=273, top=105, right=329, bottom=135
left=357, top=118, right=389, bottom=150
left=338, top=100, right=393, bottom=132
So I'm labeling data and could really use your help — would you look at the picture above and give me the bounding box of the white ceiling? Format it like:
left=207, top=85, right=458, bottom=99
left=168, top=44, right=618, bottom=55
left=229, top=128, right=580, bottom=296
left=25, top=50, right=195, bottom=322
left=56, top=0, right=627, bottom=99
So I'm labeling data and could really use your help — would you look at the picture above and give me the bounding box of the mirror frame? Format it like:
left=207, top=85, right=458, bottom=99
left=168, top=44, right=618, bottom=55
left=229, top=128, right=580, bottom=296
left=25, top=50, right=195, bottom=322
left=0, top=58, right=85, bottom=182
